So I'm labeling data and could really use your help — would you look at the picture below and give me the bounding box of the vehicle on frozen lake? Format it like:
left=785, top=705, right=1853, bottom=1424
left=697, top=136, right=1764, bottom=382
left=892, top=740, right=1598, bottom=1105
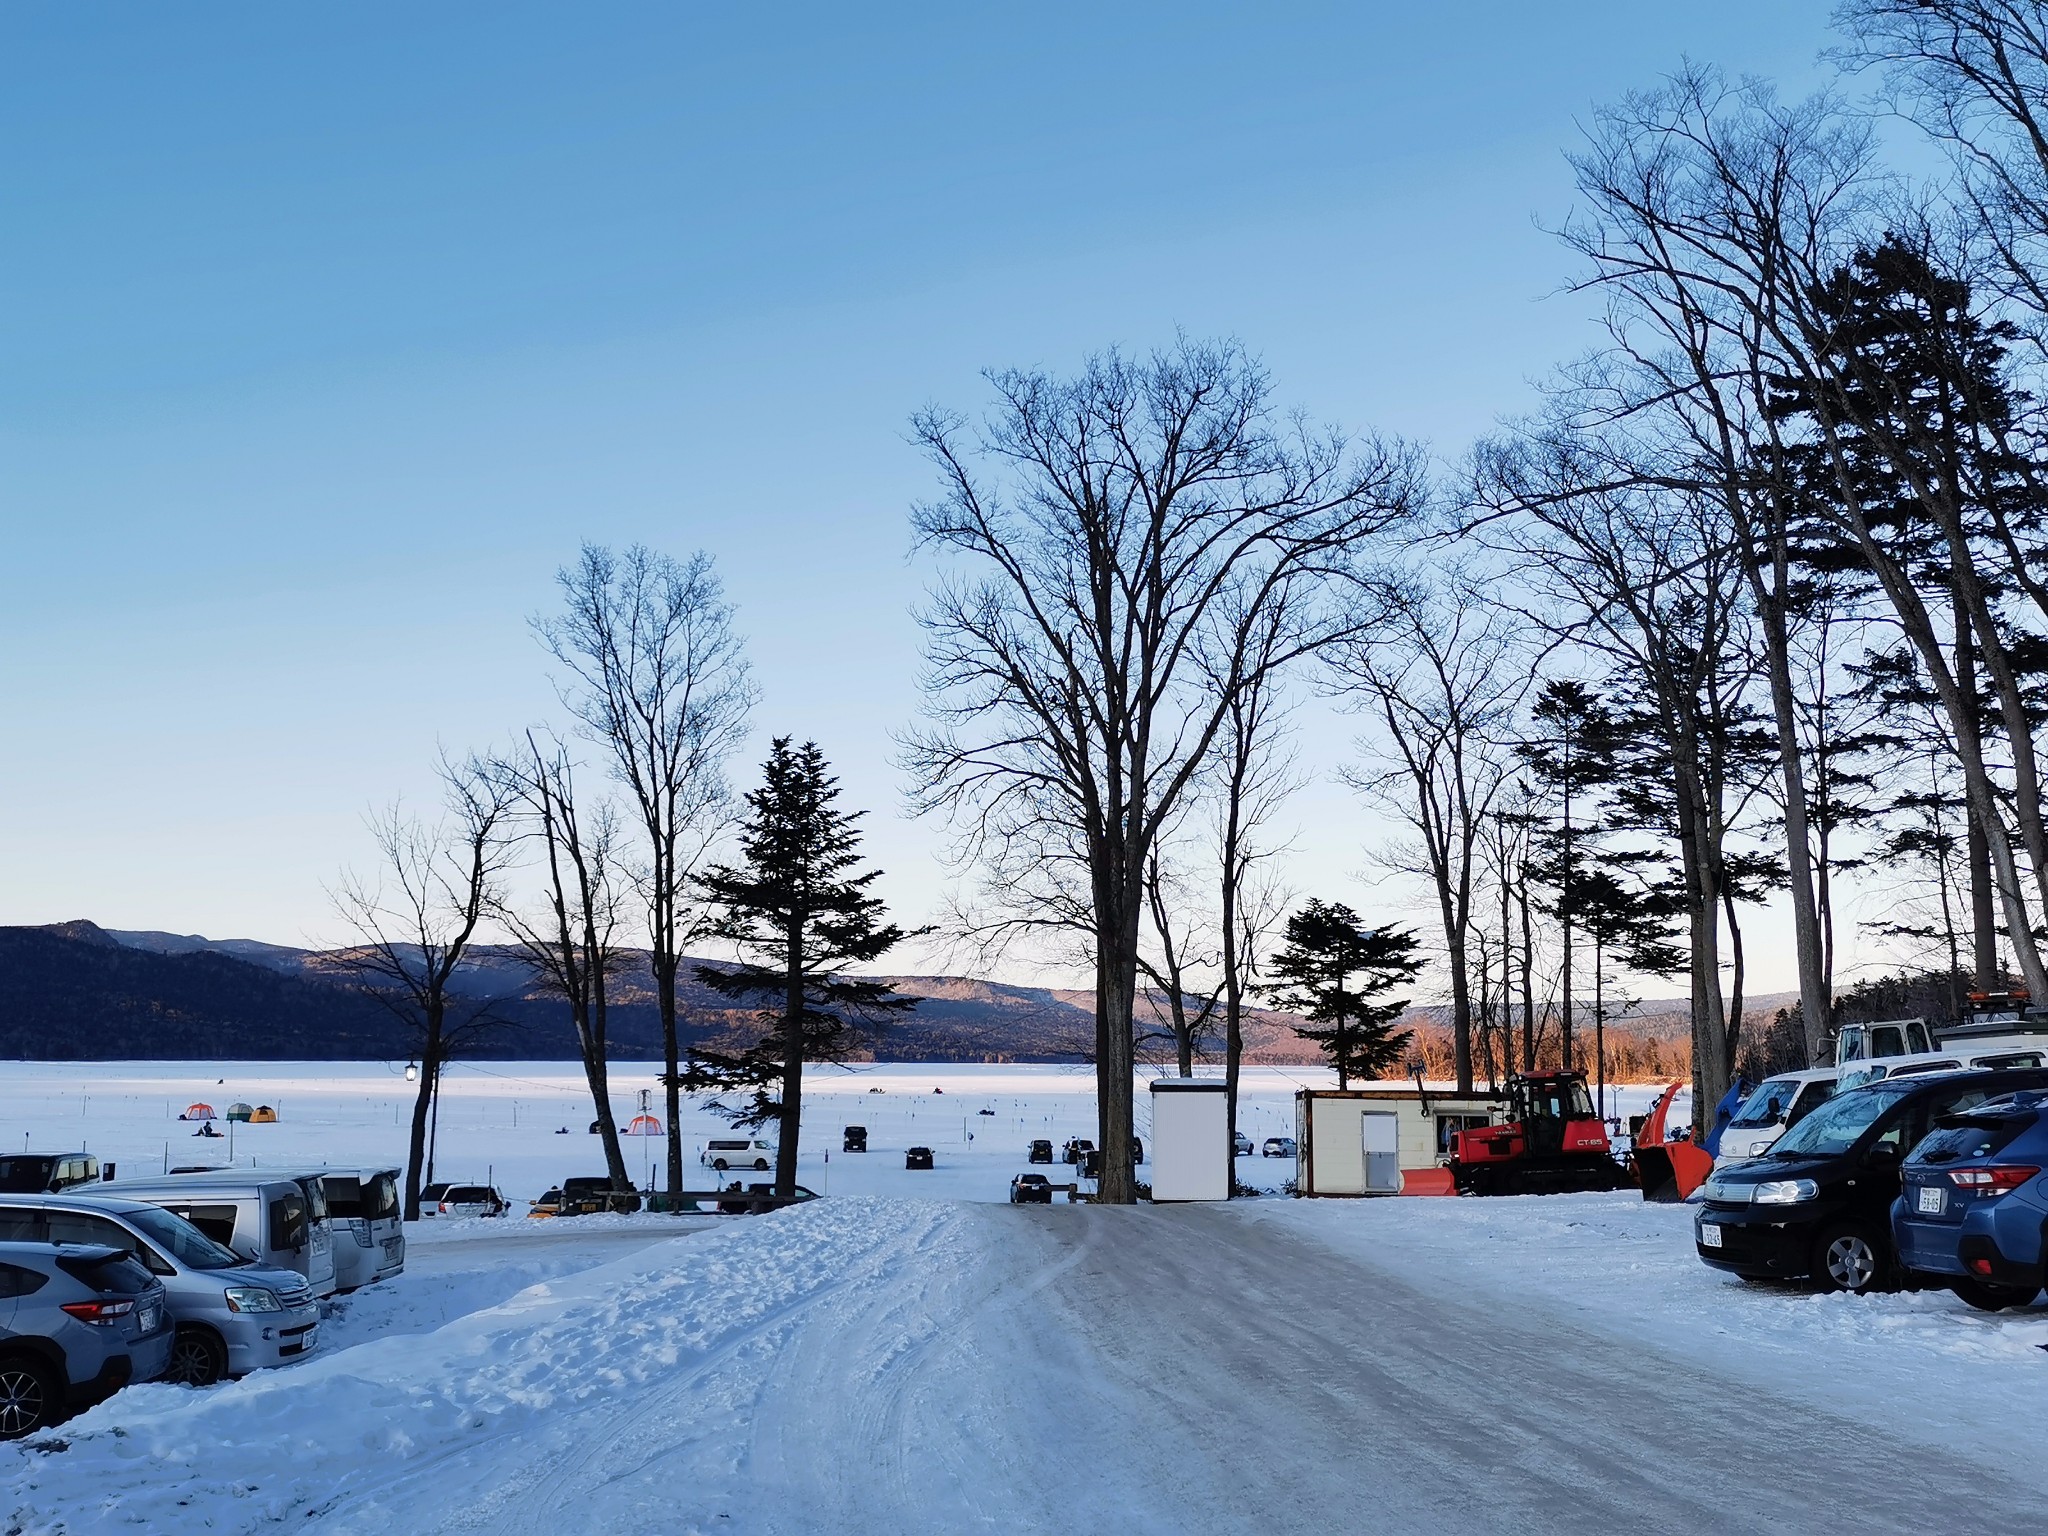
left=702, top=1139, right=775, bottom=1172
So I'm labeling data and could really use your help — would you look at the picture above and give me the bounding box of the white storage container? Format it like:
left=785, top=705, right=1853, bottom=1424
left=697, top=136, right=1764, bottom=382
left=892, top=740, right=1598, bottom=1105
left=1147, top=1078, right=1229, bottom=1202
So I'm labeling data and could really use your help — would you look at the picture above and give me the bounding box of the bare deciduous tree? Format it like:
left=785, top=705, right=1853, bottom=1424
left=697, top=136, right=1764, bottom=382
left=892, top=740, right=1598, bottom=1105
left=1335, top=567, right=1531, bottom=1093
left=494, top=732, right=633, bottom=1193
left=905, top=338, right=1419, bottom=1202
left=537, top=545, right=755, bottom=1199
left=332, top=757, right=516, bottom=1221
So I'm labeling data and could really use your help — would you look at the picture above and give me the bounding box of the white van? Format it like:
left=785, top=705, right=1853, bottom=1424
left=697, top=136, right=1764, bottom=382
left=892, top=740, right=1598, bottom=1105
left=318, top=1168, right=404, bottom=1290
left=1838, top=1045, right=2046, bottom=1091
left=700, top=1139, right=776, bottom=1172
left=108, top=1174, right=336, bottom=1299
left=1715, top=1069, right=1838, bottom=1164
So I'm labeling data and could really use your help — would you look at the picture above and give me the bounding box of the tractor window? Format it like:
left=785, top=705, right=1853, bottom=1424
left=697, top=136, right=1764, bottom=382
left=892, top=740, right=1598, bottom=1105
left=1434, top=1115, right=1491, bottom=1155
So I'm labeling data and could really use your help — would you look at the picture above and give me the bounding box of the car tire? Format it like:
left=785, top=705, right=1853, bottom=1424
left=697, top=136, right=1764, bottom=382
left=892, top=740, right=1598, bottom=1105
left=166, top=1327, right=229, bottom=1388
left=712, top=1159, right=728, bottom=1172
left=1811, top=1222, right=1887, bottom=1294
left=1951, top=1277, right=2042, bottom=1311
left=0, top=1354, right=60, bottom=1439
left=755, top=1160, right=768, bottom=1171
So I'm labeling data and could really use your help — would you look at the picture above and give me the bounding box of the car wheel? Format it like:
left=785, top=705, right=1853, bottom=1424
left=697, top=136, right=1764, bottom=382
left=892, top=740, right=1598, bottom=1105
left=755, top=1160, right=768, bottom=1171
left=1812, top=1223, right=1885, bottom=1294
left=166, top=1327, right=229, bottom=1388
left=0, top=1355, right=59, bottom=1439
left=1951, top=1277, right=2043, bottom=1311
left=713, top=1159, right=728, bottom=1172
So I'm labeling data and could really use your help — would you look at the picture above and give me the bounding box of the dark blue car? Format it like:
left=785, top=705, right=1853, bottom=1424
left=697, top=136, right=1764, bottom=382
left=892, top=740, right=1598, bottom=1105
left=1892, top=1088, right=2048, bottom=1310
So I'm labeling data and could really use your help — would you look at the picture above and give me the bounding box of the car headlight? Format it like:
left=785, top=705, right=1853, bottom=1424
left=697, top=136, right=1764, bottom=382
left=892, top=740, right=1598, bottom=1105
left=223, top=1285, right=283, bottom=1313
left=1752, top=1179, right=1819, bottom=1205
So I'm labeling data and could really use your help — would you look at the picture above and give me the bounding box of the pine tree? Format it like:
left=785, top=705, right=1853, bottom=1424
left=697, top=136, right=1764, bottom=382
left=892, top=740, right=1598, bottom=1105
left=1267, top=900, right=1423, bottom=1088
left=682, top=739, right=919, bottom=1196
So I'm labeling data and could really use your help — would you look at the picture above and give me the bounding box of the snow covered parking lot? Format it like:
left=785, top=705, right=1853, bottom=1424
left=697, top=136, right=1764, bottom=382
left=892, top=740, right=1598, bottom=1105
left=8, top=1188, right=2048, bottom=1535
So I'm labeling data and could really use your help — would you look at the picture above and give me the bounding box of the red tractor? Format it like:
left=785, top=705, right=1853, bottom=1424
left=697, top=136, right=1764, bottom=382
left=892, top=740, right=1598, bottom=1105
left=1448, top=1070, right=1630, bottom=1196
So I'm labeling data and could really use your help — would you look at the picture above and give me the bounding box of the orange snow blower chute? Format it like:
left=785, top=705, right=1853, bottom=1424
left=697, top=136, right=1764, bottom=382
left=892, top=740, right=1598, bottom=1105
left=1634, top=1081, right=1712, bottom=1202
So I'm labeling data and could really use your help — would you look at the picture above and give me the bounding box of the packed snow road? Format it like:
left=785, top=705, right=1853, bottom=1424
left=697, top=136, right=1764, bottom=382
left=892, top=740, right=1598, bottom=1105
left=8, top=1195, right=2046, bottom=1534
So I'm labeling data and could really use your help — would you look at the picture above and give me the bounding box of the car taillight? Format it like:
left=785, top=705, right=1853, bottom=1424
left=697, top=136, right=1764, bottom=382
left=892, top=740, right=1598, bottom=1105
left=60, top=1299, right=136, bottom=1324
left=1946, top=1166, right=2040, bottom=1195
left=438, top=1201, right=451, bottom=1212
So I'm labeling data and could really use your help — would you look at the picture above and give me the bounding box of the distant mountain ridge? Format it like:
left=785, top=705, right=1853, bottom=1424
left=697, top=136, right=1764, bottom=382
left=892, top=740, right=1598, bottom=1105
left=1, top=920, right=1750, bottom=1066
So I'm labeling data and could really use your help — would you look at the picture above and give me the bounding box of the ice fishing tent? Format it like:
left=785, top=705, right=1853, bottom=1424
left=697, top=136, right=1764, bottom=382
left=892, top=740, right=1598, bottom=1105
left=625, top=1114, right=663, bottom=1136
left=1294, top=1086, right=1506, bottom=1197
left=1147, top=1078, right=1230, bottom=1201
left=225, top=1103, right=254, bottom=1122
left=249, top=1105, right=278, bottom=1123
left=181, top=1103, right=216, bottom=1121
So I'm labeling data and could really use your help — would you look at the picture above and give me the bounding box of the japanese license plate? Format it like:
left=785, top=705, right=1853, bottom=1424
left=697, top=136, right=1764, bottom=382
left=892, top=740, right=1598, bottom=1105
left=1699, top=1223, right=1723, bottom=1248
left=138, top=1305, right=158, bottom=1333
left=1917, top=1184, right=1945, bottom=1214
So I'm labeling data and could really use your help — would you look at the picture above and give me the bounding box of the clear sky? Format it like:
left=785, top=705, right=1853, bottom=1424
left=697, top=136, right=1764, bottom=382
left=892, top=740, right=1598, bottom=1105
left=1, top=4, right=1851, bottom=985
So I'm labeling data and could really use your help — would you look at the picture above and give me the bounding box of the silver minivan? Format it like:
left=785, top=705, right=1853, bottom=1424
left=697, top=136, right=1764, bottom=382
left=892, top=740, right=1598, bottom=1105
left=317, top=1167, right=404, bottom=1290
left=108, top=1174, right=336, bottom=1300
left=0, top=1194, right=317, bottom=1386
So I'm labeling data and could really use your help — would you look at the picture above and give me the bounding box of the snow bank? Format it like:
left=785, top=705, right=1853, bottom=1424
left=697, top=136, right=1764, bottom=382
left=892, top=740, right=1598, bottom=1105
left=3, top=1198, right=950, bottom=1536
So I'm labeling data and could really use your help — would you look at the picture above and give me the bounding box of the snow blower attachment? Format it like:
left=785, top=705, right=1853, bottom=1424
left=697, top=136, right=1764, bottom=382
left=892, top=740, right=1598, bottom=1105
left=1632, top=1081, right=1712, bottom=1202
left=1447, top=1071, right=1632, bottom=1196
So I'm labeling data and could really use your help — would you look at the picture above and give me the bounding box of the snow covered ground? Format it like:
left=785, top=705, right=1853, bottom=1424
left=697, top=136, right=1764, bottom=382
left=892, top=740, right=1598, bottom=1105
left=7, top=1192, right=2045, bottom=1534
left=11, top=1060, right=2033, bottom=1534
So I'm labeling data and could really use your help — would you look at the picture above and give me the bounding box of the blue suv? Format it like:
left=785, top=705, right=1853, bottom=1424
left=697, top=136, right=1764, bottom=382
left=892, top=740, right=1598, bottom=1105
left=1893, top=1088, right=2048, bottom=1310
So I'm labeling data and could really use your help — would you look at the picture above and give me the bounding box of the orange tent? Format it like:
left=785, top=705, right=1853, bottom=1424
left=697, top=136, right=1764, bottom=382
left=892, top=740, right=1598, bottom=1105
left=625, top=1114, right=663, bottom=1136
left=181, top=1103, right=216, bottom=1121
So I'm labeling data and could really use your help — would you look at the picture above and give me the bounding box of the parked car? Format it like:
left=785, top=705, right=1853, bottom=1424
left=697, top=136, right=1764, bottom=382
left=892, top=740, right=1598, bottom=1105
left=1061, top=1138, right=1094, bottom=1166
left=701, top=1139, right=775, bottom=1173
left=743, top=1183, right=819, bottom=1202
left=417, top=1182, right=453, bottom=1210
left=1838, top=1044, right=2046, bottom=1092
left=1233, top=1131, right=1254, bottom=1157
left=106, top=1173, right=336, bottom=1300
left=1716, top=1069, right=1839, bottom=1165
left=528, top=1188, right=565, bottom=1219
left=0, top=1153, right=101, bottom=1195
left=0, top=1192, right=321, bottom=1385
left=1027, top=1139, right=1054, bottom=1165
left=842, top=1126, right=868, bottom=1154
left=1694, top=1067, right=2048, bottom=1293
left=1262, top=1136, right=1297, bottom=1158
left=1132, top=1136, right=1144, bottom=1165
left=905, top=1147, right=934, bottom=1171
left=320, top=1168, right=406, bottom=1290
left=1893, top=1088, right=2048, bottom=1310
left=1010, top=1174, right=1053, bottom=1204
left=433, top=1184, right=507, bottom=1219
left=0, top=1242, right=173, bottom=1437
left=559, top=1178, right=642, bottom=1215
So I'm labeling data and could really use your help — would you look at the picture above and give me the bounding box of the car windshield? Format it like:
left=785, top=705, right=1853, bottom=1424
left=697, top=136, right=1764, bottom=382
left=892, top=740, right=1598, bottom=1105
left=125, top=1204, right=243, bottom=1271
left=0, top=1157, right=58, bottom=1193
left=1730, top=1079, right=1800, bottom=1129
left=1769, top=1082, right=1917, bottom=1158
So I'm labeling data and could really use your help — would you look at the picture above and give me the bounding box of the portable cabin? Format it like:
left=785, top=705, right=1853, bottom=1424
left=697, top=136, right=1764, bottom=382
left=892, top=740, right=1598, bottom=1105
left=1294, top=1085, right=1506, bottom=1196
left=1148, top=1078, right=1230, bottom=1201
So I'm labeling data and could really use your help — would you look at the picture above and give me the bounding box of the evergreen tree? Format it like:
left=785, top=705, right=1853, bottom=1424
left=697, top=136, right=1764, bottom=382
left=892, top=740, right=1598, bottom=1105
left=682, top=739, right=919, bottom=1196
left=1268, top=900, right=1423, bottom=1088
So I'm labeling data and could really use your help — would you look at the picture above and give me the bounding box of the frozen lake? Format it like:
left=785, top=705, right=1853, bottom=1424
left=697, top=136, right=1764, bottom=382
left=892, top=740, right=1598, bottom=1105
left=0, top=1059, right=1680, bottom=1206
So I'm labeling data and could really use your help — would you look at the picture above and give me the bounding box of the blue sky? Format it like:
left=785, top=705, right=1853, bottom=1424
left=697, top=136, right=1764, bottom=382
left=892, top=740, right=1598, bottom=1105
left=1, top=3, right=1843, bottom=976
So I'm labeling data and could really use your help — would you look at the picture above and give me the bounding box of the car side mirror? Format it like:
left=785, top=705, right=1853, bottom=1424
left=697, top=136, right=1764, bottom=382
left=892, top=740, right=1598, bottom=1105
left=1865, top=1141, right=1903, bottom=1168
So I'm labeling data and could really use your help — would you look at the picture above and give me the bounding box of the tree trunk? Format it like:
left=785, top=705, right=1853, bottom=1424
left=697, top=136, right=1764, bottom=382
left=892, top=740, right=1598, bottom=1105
left=1096, top=891, right=1140, bottom=1204
left=402, top=1009, right=442, bottom=1222
left=1517, top=872, right=1536, bottom=1072
left=1220, top=852, right=1245, bottom=1171
left=776, top=918, right=805, bottom=1199
left=654, top=950, right=684, bottom=1199
left=1957, top=609, right=1999, bottom=988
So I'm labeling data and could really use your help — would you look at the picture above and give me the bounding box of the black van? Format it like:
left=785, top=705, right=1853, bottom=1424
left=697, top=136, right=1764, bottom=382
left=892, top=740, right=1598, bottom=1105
left=0, top=1153, right=100, bottom=1195
left=1694, top=1066, right=2048, bottom=1292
